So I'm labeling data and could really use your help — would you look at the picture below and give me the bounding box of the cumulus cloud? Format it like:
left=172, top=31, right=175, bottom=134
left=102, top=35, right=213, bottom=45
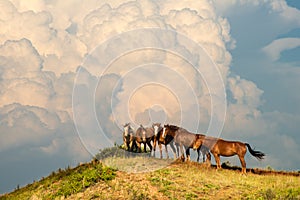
left=0, top=0, right=264, bottom=159
left=2, top=0, right=300, bottom=193
left=262, top=37, right=300, bottom=61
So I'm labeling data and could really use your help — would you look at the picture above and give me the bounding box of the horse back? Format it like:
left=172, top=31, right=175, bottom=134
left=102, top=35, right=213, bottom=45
left=175, top=129, right=197, bottom=147
left=212, top=139, right=246, bottom=156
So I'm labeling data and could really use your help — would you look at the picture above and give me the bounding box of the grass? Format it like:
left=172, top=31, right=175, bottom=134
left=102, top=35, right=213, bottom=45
left=1, top=147, right=300, bottom=200
left=1, top=161, right=116, bottom=200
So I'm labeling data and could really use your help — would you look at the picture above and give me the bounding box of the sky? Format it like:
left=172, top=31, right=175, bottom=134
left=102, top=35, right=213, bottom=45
left=0, top=0, right=300, bottom=194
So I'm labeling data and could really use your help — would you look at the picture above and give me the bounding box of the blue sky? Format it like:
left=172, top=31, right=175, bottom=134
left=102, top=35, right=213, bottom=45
left=286, top=0, right=300, bottom=9
left=0, top=0, right=300, bottom=194
left=228, top=6, right=300, bottom=114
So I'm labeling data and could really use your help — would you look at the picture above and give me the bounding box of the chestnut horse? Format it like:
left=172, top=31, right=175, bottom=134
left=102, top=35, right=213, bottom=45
left=193, top=134, right=265, bottom=173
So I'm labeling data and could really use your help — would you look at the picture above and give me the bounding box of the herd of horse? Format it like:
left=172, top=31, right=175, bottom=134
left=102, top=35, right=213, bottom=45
left=122, top=123, right=265, bottom=173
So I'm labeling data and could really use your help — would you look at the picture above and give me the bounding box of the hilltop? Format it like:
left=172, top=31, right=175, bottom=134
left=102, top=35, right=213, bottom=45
left=2, top=147, right=300, bottom=200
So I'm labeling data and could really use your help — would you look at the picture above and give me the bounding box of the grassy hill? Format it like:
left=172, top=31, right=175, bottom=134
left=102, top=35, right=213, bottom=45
left=1, top=147, right=300, bottom=200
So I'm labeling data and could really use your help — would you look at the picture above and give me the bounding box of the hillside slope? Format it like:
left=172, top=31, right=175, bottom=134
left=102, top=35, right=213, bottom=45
left=2, top=154, right=300, bottom=199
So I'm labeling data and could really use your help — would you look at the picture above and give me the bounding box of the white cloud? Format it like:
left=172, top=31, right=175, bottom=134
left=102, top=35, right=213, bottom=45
left=0, top=0, right=266, bottom=158
left=269, top=0, right=300, bottom=24
left=262, top=37, right=300, bottom=61
left=2, top=0, right=300, bottom=193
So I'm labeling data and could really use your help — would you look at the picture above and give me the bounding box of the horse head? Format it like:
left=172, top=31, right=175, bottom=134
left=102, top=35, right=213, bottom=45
left=138, top=125, right=146, bottom=141
left=162, top=124, right=170, bottom=138
left=152, top=123, right=161, bottom=136
left=193, top=134, right=204, bottom=150
left=162, top=124, right=180, bottom=138
left=123, top=123, right=131, bottom=136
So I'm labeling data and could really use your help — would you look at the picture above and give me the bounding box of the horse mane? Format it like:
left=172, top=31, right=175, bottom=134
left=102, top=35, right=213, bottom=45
left=165, top=124, right=180, bottom=131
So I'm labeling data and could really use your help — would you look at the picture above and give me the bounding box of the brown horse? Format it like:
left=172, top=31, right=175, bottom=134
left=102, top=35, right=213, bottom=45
left=163, top=125, right=210, bottom=162
left=153, top=124, right=178, bottom=159
left=152, top=123, right=163, bottom=157
left=135, top=125, right=153, bottom=153
left=143, top=125, right=155, bottom=153
left=193, top=134, right=265, bottom=173
left=123, top=123, right=134, bottom=151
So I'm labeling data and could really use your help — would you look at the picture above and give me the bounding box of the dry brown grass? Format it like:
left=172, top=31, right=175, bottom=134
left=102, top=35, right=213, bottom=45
left=3, top=156, right=300, bottom=200
left=66, top=157, right=300, bottom=200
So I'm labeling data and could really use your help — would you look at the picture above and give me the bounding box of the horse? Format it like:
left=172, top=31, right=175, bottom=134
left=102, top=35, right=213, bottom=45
left=152, top=123, right=162, bottom=157
left=153, top=124, right=178, bottom=159
left=193, top=134, right=265, bottom=174
left=151, top=123, right=162, bottom=156
left=195, top=145, right=211, bottom=163
left=143, top=125, right=155, bottom=153
left=123, top=123, right=135, bottom=151
left=135, top=125, right=153, bottom=153
left=162, top=125, right=210, bottom=162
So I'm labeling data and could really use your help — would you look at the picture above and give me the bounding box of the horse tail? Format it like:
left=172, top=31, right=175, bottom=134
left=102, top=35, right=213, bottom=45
left=245, top=143, right=265, bottom=160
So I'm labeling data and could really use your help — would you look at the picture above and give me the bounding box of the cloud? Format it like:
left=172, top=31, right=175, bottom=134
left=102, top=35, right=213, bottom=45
left=0, top=39, right=53, bottom=108
left=269, top=0, right=300, bottom=24
left=262, top=37, right=300, bottom=61
left=1, top=0, right=300, bottom=193
left=0, top=103, right=88, bottom=158
left=0, top=0, right=264, bottom=158
left=0, top=0, right=87, bottom=75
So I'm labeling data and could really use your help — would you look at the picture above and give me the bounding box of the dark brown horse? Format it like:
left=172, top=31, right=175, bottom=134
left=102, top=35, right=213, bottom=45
left=193, top=134, right=265, bottom=173
left=152, top=123, right=163, bottom=157
left=153, top=124, right=178, bottom=159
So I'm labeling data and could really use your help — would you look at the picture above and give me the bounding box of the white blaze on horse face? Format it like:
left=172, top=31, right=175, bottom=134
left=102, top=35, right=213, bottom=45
left=162, top=127, right=166, bottom=138
left=124, top=125, right=129, bottom=136
left=154, top=125, right=159, bottom=136
left=142, top=130, right=146, bottom=141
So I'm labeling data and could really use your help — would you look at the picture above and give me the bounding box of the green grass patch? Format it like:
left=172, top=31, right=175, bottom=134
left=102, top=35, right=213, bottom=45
left=2, top=161, right=116, bottom=200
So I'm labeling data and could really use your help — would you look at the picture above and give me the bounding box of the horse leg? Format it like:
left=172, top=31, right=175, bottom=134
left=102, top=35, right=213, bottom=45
left=213, top=153, right=221, bottom=170
left=137, top=142, right=141, bottom=153
left=180, top=144, right=185, bottom=162
left=129, top=141, right=134, bottom=152
left=152, top=139, right=156, bottom=157
left=185, top=146, right=190, bottom=162
left=169, top=142, right=177, bottom=159
left=147, top=141, right=152, bottom=156
left=201, top=148, right=206, bottom=163
left=165, top=144, right=169, bottom=159
left=159, top=143, right=163, bottom=159
left=196, top=148, right=200, bottom=162
left=125, top=141, right=129, bottom=151
left=206, top=152, right=211, bottom=166
left=238, top=154, right=247, bottom=174
left=144, top=142, right=147, bottom=153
